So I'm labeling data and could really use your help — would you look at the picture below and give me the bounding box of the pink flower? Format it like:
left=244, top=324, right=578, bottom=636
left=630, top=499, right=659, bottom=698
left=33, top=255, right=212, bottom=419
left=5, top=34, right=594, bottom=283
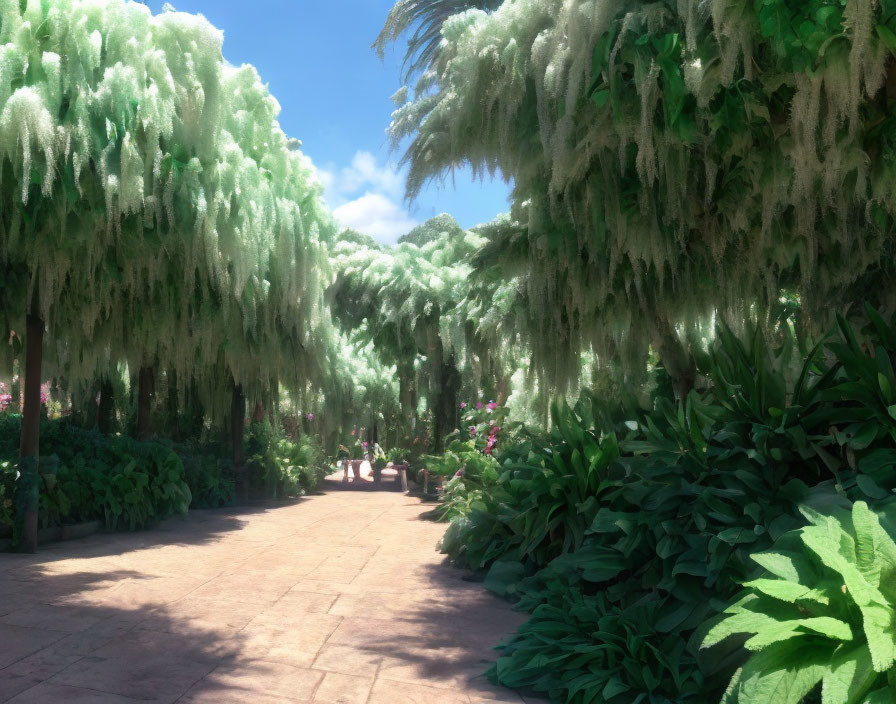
left=469, top=426, right=477, bottom=438
left=475, top=402, right=483, bottom=410
left=459, top=402, right=467, bottom=409
left=489, top=426, right=501, bottom=436
left=484, top=445, right=492, bottom=456
left=487, top=400, right=497, bottom=411
left=351, top=429, right=356, bottom=436
left=454, top=468, right=465, bottom=478
left=306, top=413, right=314, bottom=421
left=362, top=441, right=369, bottom=449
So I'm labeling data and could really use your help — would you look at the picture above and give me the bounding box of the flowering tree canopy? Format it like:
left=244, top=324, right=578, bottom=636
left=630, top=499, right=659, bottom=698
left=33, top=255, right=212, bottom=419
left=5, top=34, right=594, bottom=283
left=330, top=214, right=518, bottom=448
left=0, top=0, right=335, bottom=418
left=387, top=0, right=896, bottom=390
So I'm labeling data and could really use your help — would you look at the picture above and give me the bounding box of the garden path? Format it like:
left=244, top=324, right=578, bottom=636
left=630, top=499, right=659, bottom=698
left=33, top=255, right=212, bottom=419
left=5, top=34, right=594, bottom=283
left=0, top=476, right=545, bottom=703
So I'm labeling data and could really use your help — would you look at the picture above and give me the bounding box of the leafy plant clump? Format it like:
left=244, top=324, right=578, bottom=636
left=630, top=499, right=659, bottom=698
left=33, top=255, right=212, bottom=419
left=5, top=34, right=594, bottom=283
left=435, top=311, right=896, bottom=702
left=176, top=441, right=235, bottom=509
left=246, top=421, right=331, bottom=498
left=0, top=416, right=192, bottom=535
left=704, top=501, right=896, bottom=704
left=490, top=593, right=704, bottom=703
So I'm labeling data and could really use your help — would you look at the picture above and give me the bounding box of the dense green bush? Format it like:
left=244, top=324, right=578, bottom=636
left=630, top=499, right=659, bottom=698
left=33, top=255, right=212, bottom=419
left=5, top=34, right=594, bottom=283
left=246, top=421, right=331, bottom=498
left=433, top=440, right=501, bottom=521
left=175, top=441, right=235, bottom=509
left=0, top=416, right=192, bottom=535
left=438, top=311, right=896, bottom=703
left=275, top=435, right=332, bottom=493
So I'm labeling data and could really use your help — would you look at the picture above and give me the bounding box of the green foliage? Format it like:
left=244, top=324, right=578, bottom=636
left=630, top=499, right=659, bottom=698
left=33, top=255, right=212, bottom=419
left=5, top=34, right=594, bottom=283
left=703, top=501, right=896, bottom=703
left=387, top=0, right=896, bottom=388
left=274, top=435, right=332, bottom=494
left=0, top=416, right=192, bottom=533
left=427, top=439, right=500, bottom=520
left=0, top=0, right=335, bottom=427
left=176, top=442, right=235, bottom=509
left=440, top=405, right=621, bottom=571
left=0, top=459, right=14, bottom=534
left=246, top=421, right=331, bottom=498
left=383, top=446, right=412, bottom=464
left=438, top=311, right=896, bottom=702
left=490, top=594, right=704, bottom=703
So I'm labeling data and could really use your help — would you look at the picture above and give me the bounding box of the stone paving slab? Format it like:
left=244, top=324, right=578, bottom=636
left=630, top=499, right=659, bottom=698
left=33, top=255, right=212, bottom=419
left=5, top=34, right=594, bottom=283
left=0, top=476, right=548, bottom=703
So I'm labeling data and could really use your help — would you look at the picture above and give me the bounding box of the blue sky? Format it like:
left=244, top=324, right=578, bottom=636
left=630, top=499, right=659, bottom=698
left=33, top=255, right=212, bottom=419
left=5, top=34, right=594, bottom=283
left=145, top=0, right=512, bottom=244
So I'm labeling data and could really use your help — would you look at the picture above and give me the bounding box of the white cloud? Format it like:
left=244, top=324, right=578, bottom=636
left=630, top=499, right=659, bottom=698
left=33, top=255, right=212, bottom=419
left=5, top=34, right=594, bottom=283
left=317, top=151, right=415, bottom=244
left=332, top=192, right=419, bottom=245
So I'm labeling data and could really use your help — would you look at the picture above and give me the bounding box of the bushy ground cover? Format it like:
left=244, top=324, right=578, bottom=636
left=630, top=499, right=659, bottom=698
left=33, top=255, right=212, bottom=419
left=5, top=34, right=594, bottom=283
left=0, top=415, right=333, bottom=543
left=434, top=310, right=896, bottom=703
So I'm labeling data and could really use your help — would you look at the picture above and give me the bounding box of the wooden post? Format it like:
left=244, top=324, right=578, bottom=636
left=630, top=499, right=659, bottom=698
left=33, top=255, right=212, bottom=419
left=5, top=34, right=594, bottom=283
left=399, top=465, right=408, bottom=493
left=136, top=366, right=154, bottom=441
left=19, top=294, right=44, bottom=553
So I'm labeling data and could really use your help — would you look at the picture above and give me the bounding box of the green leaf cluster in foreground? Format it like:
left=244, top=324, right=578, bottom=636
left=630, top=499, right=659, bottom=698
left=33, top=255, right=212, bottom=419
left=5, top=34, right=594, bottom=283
left=704, top=501, right=896, bottom=704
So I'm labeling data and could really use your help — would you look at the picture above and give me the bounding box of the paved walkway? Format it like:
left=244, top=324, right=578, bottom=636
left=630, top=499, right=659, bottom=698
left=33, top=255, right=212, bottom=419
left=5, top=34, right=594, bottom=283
left=0, top=477, right=543, bottom=703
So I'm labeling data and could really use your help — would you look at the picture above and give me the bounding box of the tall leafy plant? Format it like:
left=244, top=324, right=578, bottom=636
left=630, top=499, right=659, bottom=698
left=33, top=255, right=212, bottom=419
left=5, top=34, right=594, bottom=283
left=703, top=501, right=896, bottom=704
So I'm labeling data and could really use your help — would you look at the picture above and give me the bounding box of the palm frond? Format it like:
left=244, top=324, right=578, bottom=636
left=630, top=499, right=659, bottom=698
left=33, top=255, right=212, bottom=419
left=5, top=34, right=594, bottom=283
left=373, top=0, right=504, bottom=83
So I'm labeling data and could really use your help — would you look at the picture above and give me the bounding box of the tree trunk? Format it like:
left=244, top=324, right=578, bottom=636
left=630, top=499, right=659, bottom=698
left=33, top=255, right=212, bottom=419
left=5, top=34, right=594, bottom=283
left=97, top=378, right=115, bottom=434
left=166, top=369, right=181, bottom=442
left=252, top=400, right=264, bottom=423
left=432, top=341, right=461, bottom=453
left=268, top=377, right=279, bottom=425
left=187, top=378, right=204, bottom=439
left=232, top=382, right=247, bottom=502
left=136, top=366, right=154, bottom=441
left=495, top=371, right=510, bottom=406
left=652, top=317, right=695, bottom=401
left=19, top=295, right=44, bottom=553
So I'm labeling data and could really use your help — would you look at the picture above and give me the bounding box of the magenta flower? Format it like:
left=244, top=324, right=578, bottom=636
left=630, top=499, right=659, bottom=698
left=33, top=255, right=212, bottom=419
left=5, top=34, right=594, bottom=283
left=487, top=400, right=497, bottom=411
left=475, top=402, right=483, bottom=410
left=306, top=413, right=314, bottom=421
left=469, top=426, right=477, bottom=438
left=459, top=402, right=467, bottom=409
left=453, top=468, right=465, bottom=478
